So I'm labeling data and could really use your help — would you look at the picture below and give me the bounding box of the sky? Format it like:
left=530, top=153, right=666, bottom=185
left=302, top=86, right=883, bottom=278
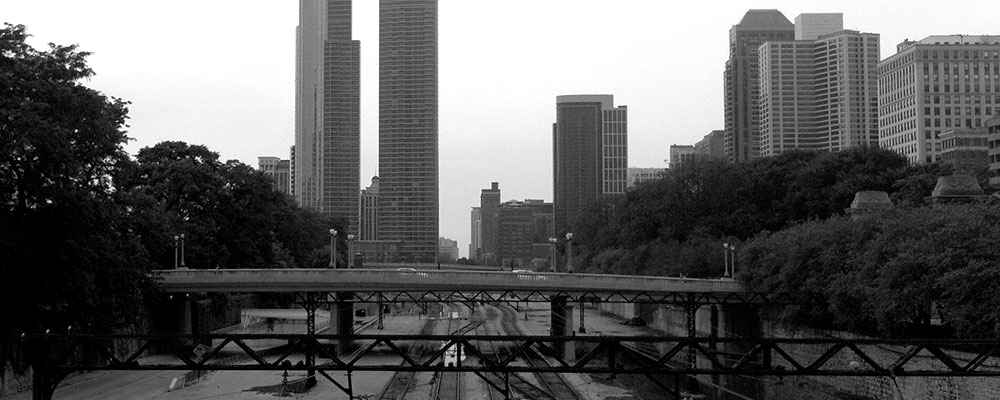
left=6, top=0, right=1000, bottom=257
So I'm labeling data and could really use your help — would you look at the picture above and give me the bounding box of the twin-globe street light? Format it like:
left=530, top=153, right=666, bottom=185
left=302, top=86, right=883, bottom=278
left=723, top=242, right=737, bottom=279
left=173, top=233, right=186, bottom=269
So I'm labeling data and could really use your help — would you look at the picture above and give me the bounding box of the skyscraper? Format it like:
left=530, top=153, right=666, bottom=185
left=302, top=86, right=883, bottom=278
left=479, top=182, right=501, bottom=265
left=724, top=10, right=795, bottom=163
left=758, top=24, right=880, bottom=156
left=469, top=207, right=481, bottom=261
left=294, top=0, right=361, bottom=233
left=878, top=35, right=1000, bottom=164
left=552, top=95, right=627, bottom=235
left=359, top=176, right=379, bottom=241
left=378, top=0, right=438, bottom=262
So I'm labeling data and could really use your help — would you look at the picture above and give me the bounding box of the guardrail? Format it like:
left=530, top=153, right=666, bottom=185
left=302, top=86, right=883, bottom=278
left=153, top=268, right=743, bottom=294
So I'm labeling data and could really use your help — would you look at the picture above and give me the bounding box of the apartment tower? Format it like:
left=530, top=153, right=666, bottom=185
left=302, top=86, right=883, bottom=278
left=552, top=95, right=627, bottom=235
left=294, top=0, right=361, bottom=233
left=378, top=0, right=439, bottom=262
left=758, top=16, right=880, bottom=156
left=878, top=35, right=1000, bottom=164
left=724, top=10, right=795, bottom=163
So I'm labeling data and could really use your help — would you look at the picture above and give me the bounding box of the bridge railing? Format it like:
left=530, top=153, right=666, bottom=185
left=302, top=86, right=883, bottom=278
left=153, top=268, right=743, bottom=294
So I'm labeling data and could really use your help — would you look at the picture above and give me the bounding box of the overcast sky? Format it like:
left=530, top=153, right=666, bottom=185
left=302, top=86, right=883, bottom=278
left=7, top=0, right=999, bottom=257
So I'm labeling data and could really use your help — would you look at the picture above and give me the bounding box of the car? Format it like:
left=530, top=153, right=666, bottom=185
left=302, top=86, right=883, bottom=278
left=395, top=267, right=428, bottom=277
left=511, top=269, right=535, bottom=274
left=396, top=268, right=417, bottom=272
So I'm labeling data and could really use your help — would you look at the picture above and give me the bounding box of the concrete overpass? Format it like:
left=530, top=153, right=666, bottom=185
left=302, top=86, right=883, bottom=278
left=153, top=268, right=743, bottom=295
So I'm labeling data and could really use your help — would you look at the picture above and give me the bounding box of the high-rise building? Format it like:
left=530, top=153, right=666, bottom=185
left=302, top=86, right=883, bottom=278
left=258, top=156, right=292, bottom=195
left=438, top=237, right=459, bottom=262
left=724, top=10, right=795, bottom=163
left=469, top=207, right=481, bottom=261
left=669, top=145, right=696, bottom=169
left=288, top=146, right=296, bottom=197
left=987, top=118, right=1000, bottom=186
left=552, top=94, right=627, bottom=235
left=378, top=0, right=438, bottom=262
left=479, top=182, right=501, bottom=265
left=794, top=13, right=843, bottom=40
left=359, top=176, right=379, bottom=241
left=759, top=28, right=880, bottom=156
left=495, top=199, right=554, bottom=268
left=695, top=130, right=726, bottom=160
left=878, top=35, right=1000, bottom=164
left=294, top=0, right=361, bottom=233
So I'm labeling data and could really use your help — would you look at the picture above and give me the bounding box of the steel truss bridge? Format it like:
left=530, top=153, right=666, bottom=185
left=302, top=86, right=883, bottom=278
left=26, top=333, right=1000, bottom=399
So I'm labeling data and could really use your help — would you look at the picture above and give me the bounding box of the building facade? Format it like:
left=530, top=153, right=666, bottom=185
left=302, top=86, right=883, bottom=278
left=478, top=182, right=501, bottom=265
left=988, top=118, right=1000, bottom=186
left=759, top=29, right=880, bottom=156
left=724, top=9, right=795, bottom=163
left=794, top=13, right=843, bottom=41
left=553, top=95, right=627, bottom=235
left=939, top=128, right=989, bottom=172
left=438, top=237, right=459, bottom=262
left=695, top=130, right=726, bottom=160
left=469, top=207, right=481, bottom=261
left=294, top=0, right=361, bottom=233
left=495, top=199, right=554, bottom=269
left=627, top=168, right=665, bottom=188
left=258, top=156, right=292, bottom=195
left=377, top=0, right=439, bottom=262
left=878, top=35, right=1000, bottom=164
left=359, top=176, right=379, bottom=241
left=669, top=145, right=696, bottom=169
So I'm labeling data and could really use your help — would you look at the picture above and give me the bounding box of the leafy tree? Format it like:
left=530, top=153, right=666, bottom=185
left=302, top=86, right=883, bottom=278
left=1, top=23, right=153, bottom=370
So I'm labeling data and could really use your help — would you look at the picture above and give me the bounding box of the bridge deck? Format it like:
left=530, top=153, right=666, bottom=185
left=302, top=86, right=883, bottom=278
left=153, top=268, right=742, bottom=294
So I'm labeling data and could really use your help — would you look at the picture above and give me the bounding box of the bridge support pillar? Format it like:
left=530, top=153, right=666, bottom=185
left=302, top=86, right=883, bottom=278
left=335, top=292, right=354, bottom=354
left=549, top=296, right=575, bottom=361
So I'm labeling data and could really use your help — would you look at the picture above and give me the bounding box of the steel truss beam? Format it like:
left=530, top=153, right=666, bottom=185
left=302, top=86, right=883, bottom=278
left=28, top=333, right=1000, bottom=377
left=319, top=290, right=818, bottom=305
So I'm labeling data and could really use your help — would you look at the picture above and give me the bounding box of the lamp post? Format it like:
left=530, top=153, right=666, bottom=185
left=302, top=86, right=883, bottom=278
left=723, top=242, right=730, bottom=278
left=730, top=244, right=737, bottom=278
left=548, top=237, right=558, bottom=272
left=173, top=235, right=179, bottom=269
left=179, top=233, right=186, bottom=268
left=329, top=229, right=337, bottom=268
left=565, top=233, right=574, bottom=273
left=347, top=234, right=355, bottom=268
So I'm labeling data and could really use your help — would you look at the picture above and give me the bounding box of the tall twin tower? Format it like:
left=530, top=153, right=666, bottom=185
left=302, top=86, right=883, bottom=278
left=295, top=0, right=439, bottom=261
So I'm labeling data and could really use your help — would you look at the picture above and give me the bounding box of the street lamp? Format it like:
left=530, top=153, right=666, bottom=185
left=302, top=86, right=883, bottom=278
left=179, top=233, right=186, bottom=268
left=730, top=244, right=737, bottom=278
left=173, top=235, right=179, bottom=269
left=347, top=234, right=355, bottom=268
left=565, top=232, right=574, bottom=274
left=329, top=229, right=337, bottom=268
left=723, top=243, right=737, bottom=279
left=722, top=242, right=730, bottom=278
left=548, top=237, right=558, bottom=272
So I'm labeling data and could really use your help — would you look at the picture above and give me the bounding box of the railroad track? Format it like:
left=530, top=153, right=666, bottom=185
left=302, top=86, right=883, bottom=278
left=376, top=303, right=446, bottom=400
left=488, top=304, right=582, bottom=400
left=432, top=303, right=464, bottom=400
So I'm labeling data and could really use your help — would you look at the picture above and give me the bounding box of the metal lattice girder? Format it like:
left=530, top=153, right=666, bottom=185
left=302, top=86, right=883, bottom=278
left=28, top=333, right=1000, bottom=377
left=293, top=290, right=820, bottom=306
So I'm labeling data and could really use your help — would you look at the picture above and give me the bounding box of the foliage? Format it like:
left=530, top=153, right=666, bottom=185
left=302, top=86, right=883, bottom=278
left=1, top=23, right=152, bottom=370
left=572, top=147, right=920, bottom=277
left=740, top=204, right=1000, bottom=338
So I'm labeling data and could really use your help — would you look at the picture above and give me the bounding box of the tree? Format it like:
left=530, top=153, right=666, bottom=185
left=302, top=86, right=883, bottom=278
left=1, top=23, right=153, bottom=370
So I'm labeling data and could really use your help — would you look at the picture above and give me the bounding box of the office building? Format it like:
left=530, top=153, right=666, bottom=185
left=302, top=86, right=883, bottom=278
left=438, top=237, right=459, bottom=262
left=378, top=0, right=439, bottom=262
left=294, top=0, right=361, bottom=233
left=794, top=13, right=843, bottom=40
left=627, top=168, right=666, bottom=188
left=940, top=128, right=989, bottom=172
left=495, top=199, right=554, bottom=268
left=669, top=145, right=697, bottom=169
left=258, top=156, right=292, bottom=195
left=724, top=10, right=795, bottom=163
left=987, top=118, right=1000, bottom=186
left=359, top=176, right=379, bottom=241
left=478, top=182, right=501, bottom=265
left=879, top=35, right=1000, bottom=164
left=759, top=27, right=880, bottom=156
left=695, top=130, right=726, bottom=160
left=552, top=95, right=627, bottom=235
left=469, top=207, right=481, bottom=261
